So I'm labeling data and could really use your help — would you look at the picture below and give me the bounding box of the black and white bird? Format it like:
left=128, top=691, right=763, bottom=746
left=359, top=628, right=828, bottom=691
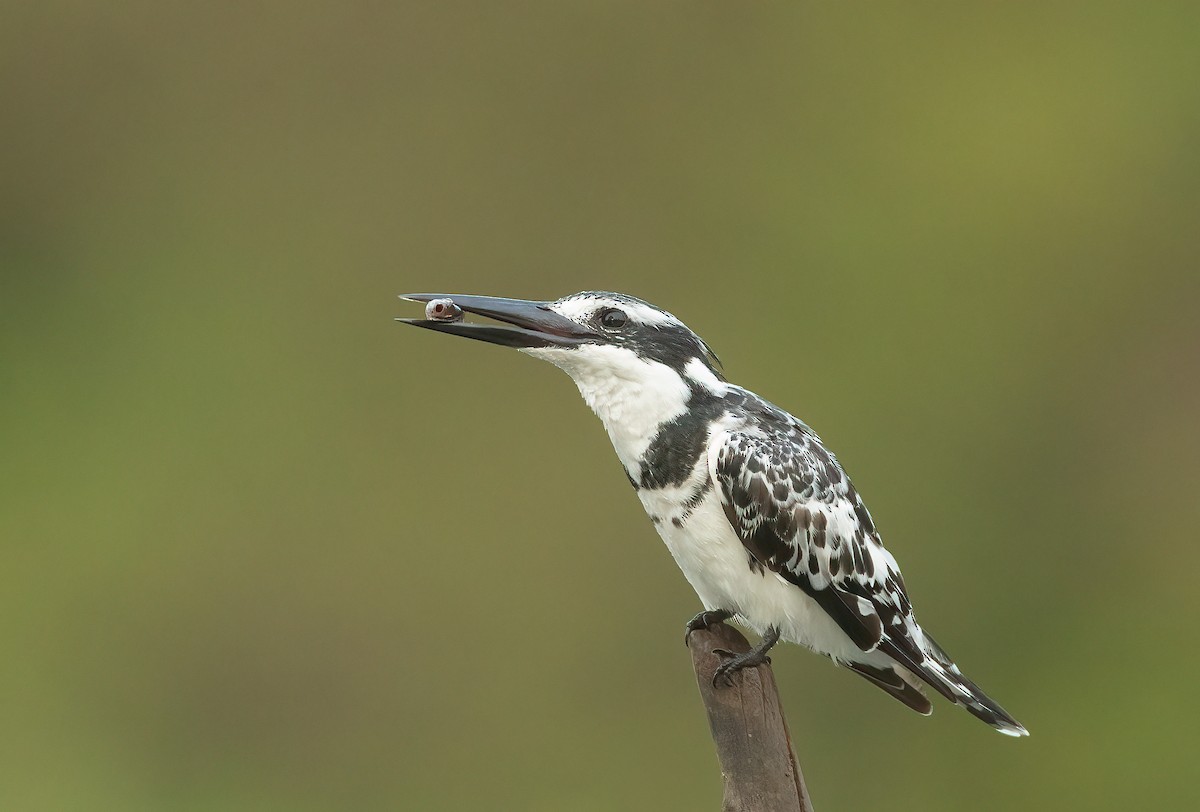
left=399, top=291, right=1027, bottom=737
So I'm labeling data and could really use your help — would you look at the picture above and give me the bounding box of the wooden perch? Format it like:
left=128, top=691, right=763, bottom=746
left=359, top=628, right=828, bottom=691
left=687, top=623, right=815, bottom=812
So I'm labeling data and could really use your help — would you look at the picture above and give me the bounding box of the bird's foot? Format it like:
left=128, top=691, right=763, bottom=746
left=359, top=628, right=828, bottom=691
left=684, top=609, right=733, bottom=645
left=711, top=626, right=781, bottom=687
left=711, top=649, right=772, bottom=686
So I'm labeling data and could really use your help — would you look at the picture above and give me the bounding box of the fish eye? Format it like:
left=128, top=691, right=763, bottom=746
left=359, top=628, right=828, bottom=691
left=599, top=308, right=628, bottom=329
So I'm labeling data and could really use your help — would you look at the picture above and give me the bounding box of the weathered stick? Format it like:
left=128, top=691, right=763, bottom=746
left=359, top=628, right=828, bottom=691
left=687, top=623, right=815, bottom=812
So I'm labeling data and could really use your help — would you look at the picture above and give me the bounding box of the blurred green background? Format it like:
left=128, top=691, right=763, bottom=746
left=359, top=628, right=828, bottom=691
left=3, top=3, right=1198, bottom=810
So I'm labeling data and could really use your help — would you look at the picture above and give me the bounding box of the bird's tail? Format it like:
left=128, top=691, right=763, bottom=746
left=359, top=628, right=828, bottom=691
left=902, top=633, right=1028, bottom=737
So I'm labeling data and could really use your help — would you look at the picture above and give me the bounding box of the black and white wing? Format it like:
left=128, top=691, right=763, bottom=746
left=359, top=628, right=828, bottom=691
left=714, top=422, right=1028, bottom=735
left=714, top=427, right=924, bottom=667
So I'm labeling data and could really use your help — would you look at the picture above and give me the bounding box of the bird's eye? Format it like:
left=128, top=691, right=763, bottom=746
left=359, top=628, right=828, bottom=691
left=599, top=308, right=628, bottom=329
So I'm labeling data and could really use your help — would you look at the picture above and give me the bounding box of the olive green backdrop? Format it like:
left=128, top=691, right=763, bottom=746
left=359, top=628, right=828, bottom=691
left=3, top=3, right=1197, bottom=810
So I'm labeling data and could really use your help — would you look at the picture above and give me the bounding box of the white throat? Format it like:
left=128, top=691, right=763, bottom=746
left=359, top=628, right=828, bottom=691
left=522, top=344, right=691, bottom=473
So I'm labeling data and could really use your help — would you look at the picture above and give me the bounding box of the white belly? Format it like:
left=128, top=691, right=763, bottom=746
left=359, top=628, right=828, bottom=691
left=638, top=486, right=866, bottom=664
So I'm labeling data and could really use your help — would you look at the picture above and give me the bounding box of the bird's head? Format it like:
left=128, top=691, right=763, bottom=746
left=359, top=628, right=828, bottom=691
left=400, top=291, right=721, bottom=382
left=399, top=291, right=727, bottom=445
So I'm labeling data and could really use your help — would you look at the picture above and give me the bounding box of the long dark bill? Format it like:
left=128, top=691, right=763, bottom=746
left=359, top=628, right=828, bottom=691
left=397, top=294, right=597, bottom=349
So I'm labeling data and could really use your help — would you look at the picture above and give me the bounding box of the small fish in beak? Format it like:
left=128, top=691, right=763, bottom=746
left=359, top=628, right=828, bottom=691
left=425, top=298, right=464, bottom=322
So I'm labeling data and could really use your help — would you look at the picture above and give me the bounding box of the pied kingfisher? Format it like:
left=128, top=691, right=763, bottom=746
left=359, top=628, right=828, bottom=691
left=399, top=291, right=1027, bottom=737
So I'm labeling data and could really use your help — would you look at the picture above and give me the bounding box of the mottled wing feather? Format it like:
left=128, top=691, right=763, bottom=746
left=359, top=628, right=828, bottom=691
left=715, top=427, right=926, bottom=666
left=712, top=402, right=1028, bottom=736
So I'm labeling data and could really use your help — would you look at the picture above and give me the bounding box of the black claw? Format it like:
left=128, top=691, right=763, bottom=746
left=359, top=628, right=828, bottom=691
left=683, top=609, right=734, bottom=645
left=708, top=626, right=781, bottom=688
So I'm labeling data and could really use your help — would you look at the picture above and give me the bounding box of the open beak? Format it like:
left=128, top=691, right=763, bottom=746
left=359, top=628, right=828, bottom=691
left=396, top=294, right=598, bottom=349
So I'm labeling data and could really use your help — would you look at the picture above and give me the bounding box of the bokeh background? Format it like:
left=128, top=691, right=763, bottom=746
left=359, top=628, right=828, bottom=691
left=3, top=3, right=1198, bottom=810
